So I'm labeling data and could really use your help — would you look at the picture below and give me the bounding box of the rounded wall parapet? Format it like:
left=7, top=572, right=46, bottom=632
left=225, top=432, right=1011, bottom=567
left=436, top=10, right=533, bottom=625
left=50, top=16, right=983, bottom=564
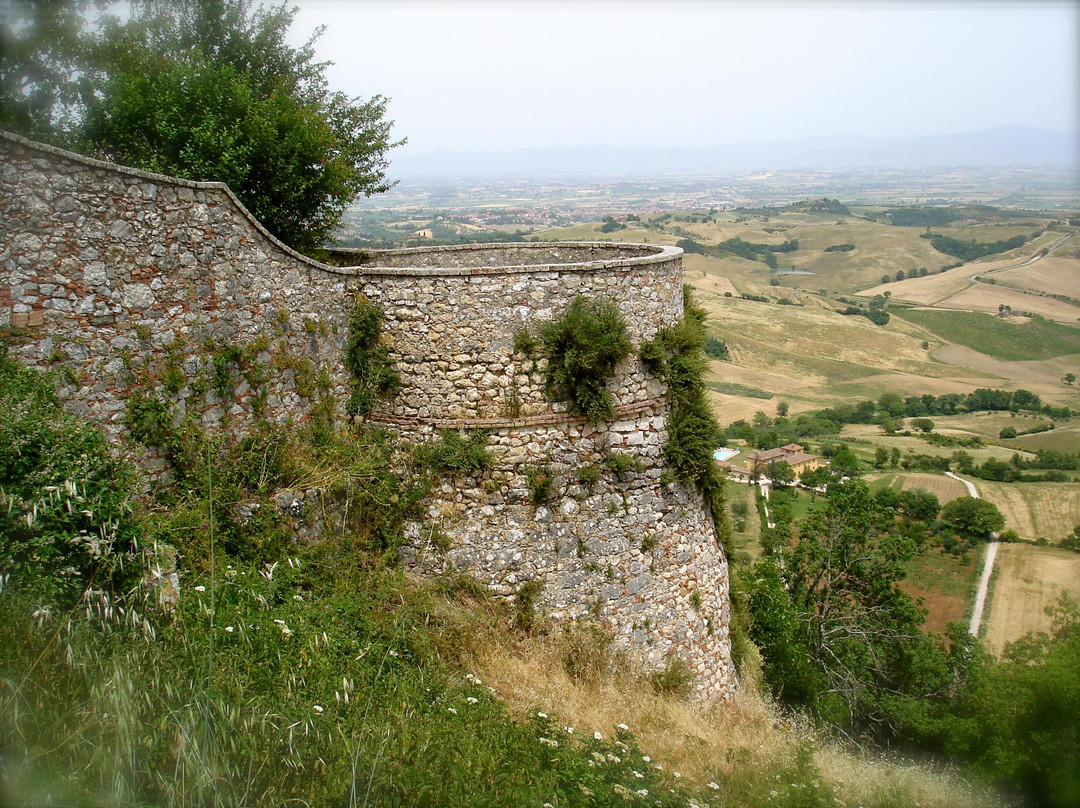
left=353, top=243, right=685, bottom=423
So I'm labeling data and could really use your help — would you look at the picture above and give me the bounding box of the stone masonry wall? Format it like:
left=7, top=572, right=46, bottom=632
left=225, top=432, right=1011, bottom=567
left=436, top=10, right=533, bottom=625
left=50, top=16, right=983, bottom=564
left=0, top=131, right=736, bottom=698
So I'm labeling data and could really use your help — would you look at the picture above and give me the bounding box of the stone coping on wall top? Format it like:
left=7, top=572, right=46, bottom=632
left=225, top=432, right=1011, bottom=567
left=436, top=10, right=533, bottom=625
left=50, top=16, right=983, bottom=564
left=2, top=130, right=683, bottom=281
left=366, top=398, right=665, bottom=431
left=328, top=242, right=682, bottom=277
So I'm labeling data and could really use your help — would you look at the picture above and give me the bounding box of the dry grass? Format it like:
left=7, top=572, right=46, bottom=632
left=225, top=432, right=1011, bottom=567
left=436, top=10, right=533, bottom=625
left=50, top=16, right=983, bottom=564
left=929, top=343, right=1080, bottom=398
left=472, top=629, right=1003, bottom=808
left=969, top=481, right=1080, bottom=542
left=983, top=543, right=1080, bottom=654
left=892, top=472, right=969, bottom=504
left=933, top=284, right=1080, bottom=321
left=991, top=254, right=1080, bottom=299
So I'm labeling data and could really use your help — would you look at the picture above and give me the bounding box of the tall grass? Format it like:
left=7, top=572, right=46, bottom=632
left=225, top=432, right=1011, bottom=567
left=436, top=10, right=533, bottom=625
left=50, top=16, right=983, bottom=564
left=0, top=346, right=1004, bottom=807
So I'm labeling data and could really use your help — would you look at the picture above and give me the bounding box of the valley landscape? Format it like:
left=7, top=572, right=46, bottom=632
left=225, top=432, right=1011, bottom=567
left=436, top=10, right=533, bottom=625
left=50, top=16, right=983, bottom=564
left=4, top=0, right=1080, bottom=805
left=343, top=176, right=1080, bottom=652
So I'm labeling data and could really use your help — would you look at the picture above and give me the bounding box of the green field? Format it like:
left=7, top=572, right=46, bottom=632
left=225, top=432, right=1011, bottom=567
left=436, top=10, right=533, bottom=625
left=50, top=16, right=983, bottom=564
left=706, top=380, right=773, bottom=399
left=895, top=309, right=1080, bottom=360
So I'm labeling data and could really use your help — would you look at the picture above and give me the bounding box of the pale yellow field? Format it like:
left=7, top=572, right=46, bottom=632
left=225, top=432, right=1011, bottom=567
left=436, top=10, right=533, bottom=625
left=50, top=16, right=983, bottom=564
left=934, top=283, right=1080, bottom=322
left=892, top=473, right=969, bottom=504
left=683, top=254, right=740, bottom=296
left=969, top=480, right=1080, bottom=542
left=989, top=255, right=1080, bottom=299
left=859, top=232, right=1080, bottom=322
left=983, top=543, right=1080, bottom=654
left=863, top=268, right=976, bottom=305
left=930, top=344, right=1080, bottom=393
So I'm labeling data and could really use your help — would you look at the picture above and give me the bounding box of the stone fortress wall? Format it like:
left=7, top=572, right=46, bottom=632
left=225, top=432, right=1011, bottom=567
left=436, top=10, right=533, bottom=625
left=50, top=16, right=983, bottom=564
left=0, top=131, right=736, bottom=699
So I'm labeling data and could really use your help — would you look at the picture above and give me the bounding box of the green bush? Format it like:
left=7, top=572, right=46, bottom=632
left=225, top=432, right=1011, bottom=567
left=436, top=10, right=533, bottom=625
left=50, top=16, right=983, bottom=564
left=646, top=655, right=695, bottom=698
left=576, top=463, right=601, bottom=486
left=526, top=464, right=556, bottom=505
left=0, top=347, right=140, bottom=607
left=344, top=296, right=400, bottom=416
left=603, top=451, right=643, bottom=479
left=415, top=429, right=493, bottom=475
left=539, top=296, right=631, bottom=423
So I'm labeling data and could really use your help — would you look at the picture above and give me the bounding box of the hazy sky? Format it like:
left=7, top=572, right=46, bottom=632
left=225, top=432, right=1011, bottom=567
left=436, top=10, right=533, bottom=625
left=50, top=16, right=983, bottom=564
left=290, top=0, right=1080, bottom=156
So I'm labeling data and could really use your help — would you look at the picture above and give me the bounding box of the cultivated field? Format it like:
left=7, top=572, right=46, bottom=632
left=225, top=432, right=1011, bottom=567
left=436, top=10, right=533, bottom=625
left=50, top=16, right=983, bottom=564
left=990, top=254, right=1080, bottom=299
left=983, top=543, right=1080, bottom=654
left=876, top=472, right=969, bottom=504
left=859, top=231, right=1080, bottom=322
left=841, top=425, right=1038, bottom=466
left=966, top=480, right=1080, bottom=542
left=925, top=410, right=1054, bottom=442
left=933, top=284, right=1080, bottom=321
left=1010, top=418, right=1080, bottom=454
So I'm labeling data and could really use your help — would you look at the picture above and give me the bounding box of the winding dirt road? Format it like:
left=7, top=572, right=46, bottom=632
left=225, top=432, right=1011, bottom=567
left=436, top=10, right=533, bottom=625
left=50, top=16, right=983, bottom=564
left=945, top=472, right=998, bottom=636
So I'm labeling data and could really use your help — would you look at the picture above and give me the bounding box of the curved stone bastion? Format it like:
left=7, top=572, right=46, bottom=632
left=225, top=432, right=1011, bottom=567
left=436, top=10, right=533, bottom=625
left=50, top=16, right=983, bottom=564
left=0, top=130, right=736, bottom=699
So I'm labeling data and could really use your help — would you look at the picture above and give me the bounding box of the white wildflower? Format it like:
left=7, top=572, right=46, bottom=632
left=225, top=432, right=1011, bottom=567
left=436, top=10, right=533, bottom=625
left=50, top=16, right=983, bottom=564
left=447, top=707, right=458, bottom=715
left=633, top=770, right=644, bottom=778
left=674, top=771, right=682, bottom=778
left=538, top=737, right=559, bottom=748
left=194, top=585, right=206, bottom=592
left=537, top=711, right=548, bottom=719
left=466, top=697, right=478, bottom=704
left=708, top=781, right=720, bottom=790
left=273, top=619, right=292, bottom=637
left=642, top=755, right=651, bottom=762
left=564, top=726, right=574, bottom=734
left=313, top=704, right=323, bottom=713
left=224, top=626, right=234, bottom=633
left=293, top=594, right=303, bottom=601
left=637, top=789, right=649, bottom=797
left=617, top=722, right=629, bottom=731
left=387, top=649, right=399, bottom=657
left=593, top=731, right=603, bottom=740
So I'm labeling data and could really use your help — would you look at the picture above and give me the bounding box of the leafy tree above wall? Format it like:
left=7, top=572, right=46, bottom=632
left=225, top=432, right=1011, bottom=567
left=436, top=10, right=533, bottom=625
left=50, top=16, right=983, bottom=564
left=1, top=0, right=402, bottom=256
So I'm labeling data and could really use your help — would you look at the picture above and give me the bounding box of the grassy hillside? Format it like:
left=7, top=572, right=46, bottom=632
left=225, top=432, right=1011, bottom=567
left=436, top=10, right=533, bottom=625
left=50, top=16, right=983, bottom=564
left=0, top=352, right=1003, bottom=808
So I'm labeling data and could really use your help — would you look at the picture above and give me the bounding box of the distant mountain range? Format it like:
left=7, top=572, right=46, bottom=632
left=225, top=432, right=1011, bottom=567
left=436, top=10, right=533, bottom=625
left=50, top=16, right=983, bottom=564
left=392, top=126, right=1079, bottom=179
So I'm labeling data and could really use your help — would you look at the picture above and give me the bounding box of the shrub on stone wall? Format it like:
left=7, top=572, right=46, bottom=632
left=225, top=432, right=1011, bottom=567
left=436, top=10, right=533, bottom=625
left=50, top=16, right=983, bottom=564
left=639, top=287, right=731, bottom=552
left=345, top=297, right=400, bottom=417
left=539, top=297, right=631, bottom=423
left=415, top=430, right=492, bottom=475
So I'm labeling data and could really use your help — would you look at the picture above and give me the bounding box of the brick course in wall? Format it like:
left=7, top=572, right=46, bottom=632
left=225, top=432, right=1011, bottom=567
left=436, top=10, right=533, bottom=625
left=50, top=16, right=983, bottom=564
left=0, top=131, right=736, bottom=698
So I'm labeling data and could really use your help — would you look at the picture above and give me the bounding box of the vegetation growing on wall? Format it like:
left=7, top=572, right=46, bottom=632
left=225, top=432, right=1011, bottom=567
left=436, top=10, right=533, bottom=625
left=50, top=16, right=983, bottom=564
left=344, top=295, right=400, bottom=417
left=538, top=296, right=631, bottom=423
left=415, top=429, right=492, bottom=475
left=640, top=287, right=730, bottom=550
left=6, top=353, right=738, bottom=806
left=0, top=346, right=139, bottom=608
